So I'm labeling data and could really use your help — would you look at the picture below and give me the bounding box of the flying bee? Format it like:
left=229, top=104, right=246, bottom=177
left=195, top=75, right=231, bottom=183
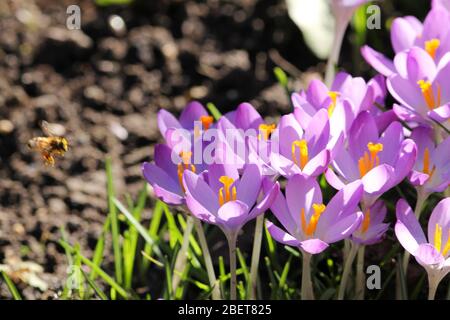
left=27, top=121, right=69, bottom=166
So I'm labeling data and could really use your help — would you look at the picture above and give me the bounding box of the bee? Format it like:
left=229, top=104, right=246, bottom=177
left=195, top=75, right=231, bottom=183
left=27, top=121, right=69, bottom=166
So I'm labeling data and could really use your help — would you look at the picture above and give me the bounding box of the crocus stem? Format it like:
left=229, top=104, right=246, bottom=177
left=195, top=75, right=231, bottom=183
left=226, top=231, right=238, bottom=300
left=354, top=245, right=366, bottom=300
left=301, top=251, right=314, bottom=300
left=427, top=273, right=440, bottom=300
left=403, top=190, right=428, bottom=273
left=193, top=218, right=221, bottom=300
left=337, top=242, right=359, bottom=300
left=249, top=214, right=264, bottom=300
left=172, top=215, right=195, bottom=294
left=325, top=21, right=347, bottom=87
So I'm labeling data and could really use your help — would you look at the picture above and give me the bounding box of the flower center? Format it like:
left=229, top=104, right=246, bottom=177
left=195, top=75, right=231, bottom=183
left=327, top=91, right=340, bottom=117
left=425, top=38, right=440, bottom=60
left=177, top=151, right=196, bottom=192
left=218, top=175, right=237, bottom=206
left=360, top=209, right=371, bottom=234
left=301, top=203, right=326, bottom=237
left=200, top=115, right=214, bottom=131
left=258, top=123, right=276, bottom=141
left=358, top=142, right=383, bottom=177
left=417, top=80, right=441, bottom=110
left=422, top=147, right=436, bottom=178
left=291, top=140, right=309, bottom=170
left=434, top=224, right=450, bottom=256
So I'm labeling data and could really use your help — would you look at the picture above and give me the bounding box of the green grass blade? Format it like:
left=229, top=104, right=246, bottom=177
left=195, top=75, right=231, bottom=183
left=113, top=197, right=164, bottom=261
left=58, top=240, right=129, bottom=299
left=1, top=271, right=22, bottom=300
left=206, top=102, right=222, bottom=120
left=106, top=157, right=123, bottom=285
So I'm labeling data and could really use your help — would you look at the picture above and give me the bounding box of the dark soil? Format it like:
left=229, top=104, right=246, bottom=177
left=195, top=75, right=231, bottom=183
left=0, top=0, right=324, bottom=299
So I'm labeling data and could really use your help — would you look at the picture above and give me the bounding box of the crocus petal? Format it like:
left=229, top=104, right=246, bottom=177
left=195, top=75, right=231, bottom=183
left=361, top=164, right=394, bottom=195
left=378, top=121, right=403, bottom=165
left=207, top=163, right=240, bottom=195
left=392, top=103, right=425, bottom=123
left=361, top=45, right=396, bottom=77
left=264, top=180, right=297, bottom=235
left=409, top=170, right=430, bottom=186
left=286, top=174, right=322, bottom=225
left=154, top=144, right=178, bottom=179
left=406, top=47, right=436, bottom=82
left=324, top=168, right=346, bottom=190
left=305, top=109, right=330, bottom=156
left=236, top=164, right=262, bottom=208
left=298, top=239, right=329, bottom=255
left=183, top=170, right=219, bottom=215
left=427, top=198, right=450, bottom=244
left=302, top=149, right=330, bottom=177
left=234, top=102, right=263, bottom=131
left=391, top=17, right=418, bottom=53
left=142, top=162, right=183, bottom=203
left=158, top=109, right=182, bottom=138
left=395, top=199, right=427, bottom=255
left=374, top=110, right=398, bottom=133
left=348, top=111, right=379, bottom=160
left=316, top=180, right=363, bottom=232
left=306, top=79, right=329, bottom=108
left=179, top=101, right=209, bottom=130
left=428, top=104, right=450, bottom=122
left=391, top=139, right=418, bottom=185
left=414, top=243, right=445, bottom=266
left=266, top=221, right=301, bottom=246
left=216, top=200, right=249, bottom=231
left=387, top=75, right=426, bottom=113
left=279, top=113, right=304, bottom=159
left=248, top=180, right=280, bottom=220
left=321, top=211, right=363, bottom=243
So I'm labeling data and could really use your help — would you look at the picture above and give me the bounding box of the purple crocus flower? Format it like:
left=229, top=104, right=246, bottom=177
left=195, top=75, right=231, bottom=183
left=292, top=73, right=394, bottom=143
left=395, top=198, right=450, bottom=299
left=158, top=101, right=214, bottom=143
left=269, top=109, right=332, bottom=178
left=182, top=163, right=280, bottom=233
left=351, top=200, right=389, bottom=245
left=325, top=111, right=417, bottom=208
left=409, top=126, right=450, bottom=194
left=266, top=174, right=364, bottom=255
left=142, top=143, right=207, bottom=205
left=386, top=47, right=450, bottom=127
left=362, top=8, right=450, bottom=77
left=433, top=0, right=450, bottom=11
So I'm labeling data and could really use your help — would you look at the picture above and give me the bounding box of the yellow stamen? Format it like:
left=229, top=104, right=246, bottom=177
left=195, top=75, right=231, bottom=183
left=434, top=223, right=442, bottom=253
left=301, top=203, right=326, bottom=237
left=422, top=147, right=437, bottom=179
left=361, top=209, right=371, bottom=234
left=200, top=115, right=214, bottom=131
left=358, top=142, right=383, bottom=177
left=327, top=91, right=340, bottom=117
left=291, top=140, right=309, bottom=170
left=258, top=123, right=276, bottom=141
left=443, top=230, right=450, bottom=256
left=177, top=151, right=196, bottom=192
left=425, top=38, right=440, bottom=60
left=218, top=176, right=237, bottom=206
left=417, top=80, right=441, bottom=110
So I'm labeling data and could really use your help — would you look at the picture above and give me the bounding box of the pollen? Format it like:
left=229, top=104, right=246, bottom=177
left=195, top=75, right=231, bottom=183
left=327, top=91, right=340, bottom=117
left=258, top=123, right=276, bottom=141
left=425, top=38, right=440, bottom=60
left=292, top=140, right=309, bottom=170
left=358, top=142, right=383, bottom=177
left=417, top=79, right=441, bottom=110
left=200, top=115, right=214, bottom=131
left=177, top=151, right=196, bottom=192
left=218, top=176, right=237, bottom=206
left=301, top=203, right=326, bottom=237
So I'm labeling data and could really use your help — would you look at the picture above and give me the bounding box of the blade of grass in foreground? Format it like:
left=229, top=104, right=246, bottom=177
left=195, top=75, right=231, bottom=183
left=113, top=197, right=164, bottom=261
left=59, top=240, right=129, bottom=299
left=206, top=102, right=222, bottom=121
left=1, top=271, right=22, bottom=300
left=106, top=157, right=123, bottom=285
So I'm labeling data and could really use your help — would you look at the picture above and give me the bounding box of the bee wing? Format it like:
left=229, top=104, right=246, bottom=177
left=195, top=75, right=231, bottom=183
left=40, top=121, right=55, bottom=137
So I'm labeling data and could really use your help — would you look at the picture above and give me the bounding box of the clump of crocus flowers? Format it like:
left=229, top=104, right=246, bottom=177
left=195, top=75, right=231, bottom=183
left=142, top=1, right=450, bottom=300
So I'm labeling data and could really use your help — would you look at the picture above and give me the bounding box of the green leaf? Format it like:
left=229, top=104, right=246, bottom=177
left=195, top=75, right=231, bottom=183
left=1, top=271, right=22, bottom=300
left=273, top=67, right=288, bottom=88
left=206, top=102, right=222, bottom=121
left=106, top=157, right=123, bottom=285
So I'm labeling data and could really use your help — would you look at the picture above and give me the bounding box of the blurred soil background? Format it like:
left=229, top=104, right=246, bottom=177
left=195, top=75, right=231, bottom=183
left=0, top=0, right=433, bottom=299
